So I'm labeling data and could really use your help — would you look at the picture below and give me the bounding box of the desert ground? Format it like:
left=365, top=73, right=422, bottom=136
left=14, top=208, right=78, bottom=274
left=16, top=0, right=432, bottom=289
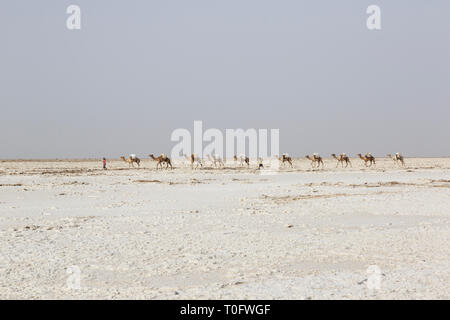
left=0, top=157, right=449, bottom=299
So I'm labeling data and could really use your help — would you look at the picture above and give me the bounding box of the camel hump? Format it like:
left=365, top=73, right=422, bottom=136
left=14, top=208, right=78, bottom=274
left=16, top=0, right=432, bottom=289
left=161, top=153, right=166, bottom=158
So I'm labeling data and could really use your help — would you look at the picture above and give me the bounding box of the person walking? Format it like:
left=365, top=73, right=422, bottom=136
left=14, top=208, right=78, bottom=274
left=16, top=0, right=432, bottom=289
left=102, top=157, right=107, bottom=170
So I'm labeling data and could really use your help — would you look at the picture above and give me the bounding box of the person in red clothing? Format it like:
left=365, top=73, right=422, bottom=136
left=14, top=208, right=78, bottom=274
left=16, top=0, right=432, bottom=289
left=102, top=157, right=107, bottom=170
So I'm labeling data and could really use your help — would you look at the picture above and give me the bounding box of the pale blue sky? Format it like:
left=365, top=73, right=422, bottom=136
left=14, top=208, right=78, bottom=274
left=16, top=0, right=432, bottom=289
left=0, top=1, right=449, bottom=158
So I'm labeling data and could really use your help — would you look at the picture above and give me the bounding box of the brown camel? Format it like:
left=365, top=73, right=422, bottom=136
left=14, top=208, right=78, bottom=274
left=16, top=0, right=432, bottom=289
left=244, top=156, right=250, bottom=167
left=332, top=153, right=352, bottom=168
left=120, top=156, right=140, bottom=168
left=387, top=153, right=405, bottom=167
left=306, top=154, right=324, bottom=168
left=149, top=153, right=172, bottom=169
left=358, top=153, right=376, bottom=167
left=279, top=154, right=293, bottom=167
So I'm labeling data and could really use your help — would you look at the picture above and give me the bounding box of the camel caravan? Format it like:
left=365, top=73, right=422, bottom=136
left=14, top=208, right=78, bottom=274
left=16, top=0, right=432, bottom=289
left=115, top=152, right=406, bottom=171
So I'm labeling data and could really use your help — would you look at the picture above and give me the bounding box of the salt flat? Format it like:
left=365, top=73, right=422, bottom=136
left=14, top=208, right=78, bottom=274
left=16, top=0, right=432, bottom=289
left=0, top=157, right=449, bottom=299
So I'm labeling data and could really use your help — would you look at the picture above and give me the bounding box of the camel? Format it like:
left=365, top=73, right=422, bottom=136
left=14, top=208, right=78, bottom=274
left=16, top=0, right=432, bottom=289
left=184, top=153, right=202, bottom=169
left=206, top=154, right=214, bottom=167
left=183, top=154, right=192, bottom=167
left=149, top=153, right=172, bottom=169
left=357, top=153, right=376, bottom=167
left=234, top=154, right=249, bottom=167
left=331, top=153, right=352, bottom=168
left=387, top=153, right=405, bottom=167
left=120, top=156, right=140, bottom=168
left=279, top=153, right=293, bottom=168
left=305, top=153, right=324, bottom=168
left=207, top=154, right=224, bottom=168
left=257, top=158, right=264, bottom=169
left=233, top=155, right=243, bottom=166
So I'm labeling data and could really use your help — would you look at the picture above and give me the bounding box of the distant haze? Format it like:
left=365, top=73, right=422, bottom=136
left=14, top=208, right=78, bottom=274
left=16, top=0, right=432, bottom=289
left=1, top=1, right=449, bottom=159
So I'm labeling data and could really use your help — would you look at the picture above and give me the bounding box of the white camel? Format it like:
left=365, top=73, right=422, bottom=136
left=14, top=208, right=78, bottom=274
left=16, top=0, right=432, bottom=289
left=184, top=153, right=203, bottom=169
left=234, top=154, right=248, bottom=167
left=207, top=154, right=224, bottom=167
left=387, top=153, right=405, bottom=167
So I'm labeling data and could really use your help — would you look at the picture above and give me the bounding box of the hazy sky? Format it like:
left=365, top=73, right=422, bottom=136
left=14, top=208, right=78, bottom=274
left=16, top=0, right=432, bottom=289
left=1, top=1, right=449, bottom=158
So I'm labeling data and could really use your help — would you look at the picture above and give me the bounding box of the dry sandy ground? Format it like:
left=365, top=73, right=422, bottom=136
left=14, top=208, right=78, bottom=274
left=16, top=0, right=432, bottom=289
left=0, top=157, right=449, bottom=299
